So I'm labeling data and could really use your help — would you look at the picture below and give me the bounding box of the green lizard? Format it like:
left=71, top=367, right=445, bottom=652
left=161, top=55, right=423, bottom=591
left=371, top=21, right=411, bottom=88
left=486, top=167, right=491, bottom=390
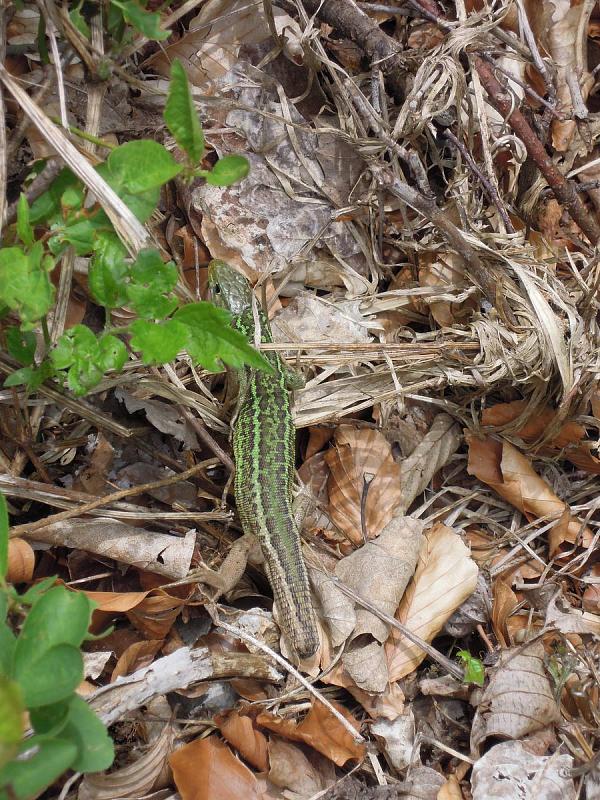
left=207, top=260, right=319, bottom=659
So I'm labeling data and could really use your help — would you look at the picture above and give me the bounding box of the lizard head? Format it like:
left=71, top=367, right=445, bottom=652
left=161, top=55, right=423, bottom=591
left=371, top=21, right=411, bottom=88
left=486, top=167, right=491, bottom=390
left=208, top=260, right=254, bottom=316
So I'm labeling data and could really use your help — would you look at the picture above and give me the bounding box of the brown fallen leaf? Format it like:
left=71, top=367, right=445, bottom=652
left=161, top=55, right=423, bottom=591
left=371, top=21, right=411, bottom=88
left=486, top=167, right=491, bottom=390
left=491, top=578, right=519, bottom=648
left=470, top=640, right=560, bottom=754
left=169, top=736, right=264, bottom=800
left=545, top=592, right=600, bottom=636
left=268, top=737, right=334, bottom=796
left=438, top=773, right=465, bottom=800
left=466, top=433, right=594, bottom=555
left=111, top=639, right=163, bottom=681
left=6, top=537, right=34, bottom=583
left=256, top=699, right=365, bottom=767
left=127, top=593, right=188, bottom=639
left=326, top=425, right=402, bottom=544
left=398, top=413, right=461, bottom=512
left=386, top=523, right=478, bottom=681
left=216, top=710, right=269, bottom=772
left=481, top=400, right=600, bottom=474
left=418, top=250, right=478, bottom=326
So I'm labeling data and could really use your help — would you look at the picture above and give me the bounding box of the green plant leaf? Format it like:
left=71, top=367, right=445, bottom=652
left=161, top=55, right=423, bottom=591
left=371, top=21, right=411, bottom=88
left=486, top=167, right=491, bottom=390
left=29, top=700, right=71, bottom=738
left=205, top=155, right=249, bottom=187
left=0, top=677, right=23, bottom=772
left=110, top=0, right=169, bottom=40
left=50, top=325, right=96, bottom=369
left=18, top=576, right=57, bottom=606
left=0, top=493, right=7, bottom=581
left=0, top=623, right=16, bottom=676
left=16, top=195, right=34, bottom=247
left=0, top=737, right=77, bottom=800
left=14, top=585, right=94, bottom=666
left=4, top=361, right=54, bottom=392
left=130, top=249, right=178, bottom=291
left=97, top=334, right=127, bottom=373
left=6, top=328, right=37, bottom=366
left=457, top=650, right=485, bottom=686
left=105, top=140, right=182, bottom=193
left=16, top=643, right=83, bottom=707
left=62, top=695, right=114, bottom=773
left=69, top=3, right=90, bottom=39
left=89, top=232, right=129, bottom=308
left=29, top=168, right=79, bottom=224
left=0, top=244, right=55, bottom=329
left=129, top=319, right=189, bottom=364
left=173, top=302, right=273, bottom=372
left=165, top=59, right=204, bottom=164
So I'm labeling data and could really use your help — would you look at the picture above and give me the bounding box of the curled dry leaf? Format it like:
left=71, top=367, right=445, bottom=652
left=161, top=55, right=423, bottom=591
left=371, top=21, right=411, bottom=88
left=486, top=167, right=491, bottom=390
left=111, top=639, right=163, bottom=681
left=470, top=641, right=560, bottom=754
left=386, top=523, right=478, bottom=681
left=325, top=425, right=402, bottom=544
left=79, top=721, right=176, bottom=800
left=371, top=709, right=415, bottom=771
left=37, top=519, right=196, bottom=579
left=256, top=699, right=365, bottom=767
left=481, top=400, right=600, bottom=474
left=545, top=592, right=600, bottom=636
left=466, top=433, right=594, bottom=556
left=6, top=537, right=34, bottom=583
left=169, top=736, right=263, bottom=800
left=335, top=516, right=424, bottom=691
left=471, top=740, right=574, bottom=800
left=399, top=413, right=461, bottom=512
left=215, top=710, right=269, bottom=772
left=418, top=251, right=478, bottom=326
left=268, top=737, right=334, bottom=796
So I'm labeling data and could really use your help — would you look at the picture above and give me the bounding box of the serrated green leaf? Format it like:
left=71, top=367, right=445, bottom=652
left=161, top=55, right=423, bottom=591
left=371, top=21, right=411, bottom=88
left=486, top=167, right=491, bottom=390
left=89, top=232, right=129, bottom=308
left=126, top=285, right=178, bottom=320
left=97, top=334, right=127, bottom=373
left=130, top=249, right=178, bottom=291
left=4, top=361, right=54, bottom=392
left=62, top=695, right=114, bottom=773
left=5, top=328, right=36, bottom=366
left=97, top=162, right=160, bottom=222
left=16, top=644, right=83, bottom=707
left=105, top=140, right=182, bottom=194
left=129, top=319, right=188, bottom=364
left=16, top=195, right=33, bottom=247
left=173, top=302, right=273, bottom=372
left=165, top=59, right=204, bottom=164
left=0, top=737, right=77, bottom=799
left=51, top=326, right=96, bottom=369
left=205, top=155, right=249, bottom=187
left=0, top=494, right=8, bottom=581
left=110, top=0, right=169, bottom=40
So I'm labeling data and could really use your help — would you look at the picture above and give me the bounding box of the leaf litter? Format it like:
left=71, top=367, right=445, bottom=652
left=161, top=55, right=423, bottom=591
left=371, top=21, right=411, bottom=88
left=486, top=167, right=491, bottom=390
left=3, top=0, right=600, bottom=798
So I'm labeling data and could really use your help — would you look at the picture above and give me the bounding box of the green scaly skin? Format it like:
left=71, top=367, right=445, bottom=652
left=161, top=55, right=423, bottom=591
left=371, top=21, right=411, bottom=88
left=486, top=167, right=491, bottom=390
left=208, top=260, right=319, bottom=659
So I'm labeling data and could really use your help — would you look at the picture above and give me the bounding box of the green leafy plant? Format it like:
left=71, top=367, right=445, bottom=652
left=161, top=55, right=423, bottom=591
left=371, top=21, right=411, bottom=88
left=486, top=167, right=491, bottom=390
left=1, top=58, right=257, bottom=397
left=0, top=493, right=114, bottom=800
left=456, top=649, right=485, bottom=686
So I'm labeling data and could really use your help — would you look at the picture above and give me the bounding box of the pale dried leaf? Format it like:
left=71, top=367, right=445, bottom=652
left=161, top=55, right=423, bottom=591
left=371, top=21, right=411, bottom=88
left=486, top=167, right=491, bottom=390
left=271, top=294, right=373, bottom=345
left=79, top=722, right=176, bottom=800
left=115, top=389, right=201, bottom=448
left=326, top=426, right=402, bottom=543
left=387, top=524, right=478, bottom=681
left=471, top=641, right=560, bottom=753
left=6, top=538, right=35, bottom=583
left=35, top=519, right=196, bottom=579
left=545, top=593, right=600, bottom=636
left=418, top=251, right=477, bottom=326
left=83, top=651, right=112, bottom=681
left=438, top=774, right=465, bottom=800
left=471, top=740, right=574, bottom=799
left=308, top=564, right=356, bottom=648
left=371, top=709, right=415, bottom=771
left=444, top=573, right=491, bottom=638
left=404, top=767, right=445, bottom=800
left=111, top=640, right=163, bottom=681
left=335, top=516, right=424, bottom=690
left=399, top=414, right=461, bottom=511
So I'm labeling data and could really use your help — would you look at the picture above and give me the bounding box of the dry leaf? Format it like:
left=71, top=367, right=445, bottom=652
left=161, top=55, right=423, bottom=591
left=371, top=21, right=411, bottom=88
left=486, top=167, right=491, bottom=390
left=399, top=413, right=462, bottom=511
left=471, top=740, right=574, bottom=800
left=466, top=433, right=593, bottom=555
left=545, top=592, right=600, bottom=636
left=371, top=709, right=415, bottom=771
left=438, top=774, right=465, bottom=800
left=256, top=700, right=365, bottom=767
left=326, top=426, right=402, bottom=544
left=169, top=736, right=264, bottom=800
left=418, top=251, right=478, bottom=326
left=127, top=594, right=187, bottom=639
left=79, top=721, right=176, bottom=800
left=471, top=641, right=560, bottom=753
left=335, top=516, right=424, bottom=691
left=481, top=400, right=600, bottom=474
left=216, top=710, right=269, bottom=772
left=387, top=524, right=478, bottom=680
left=6, top=537, right=34, bottom=583
left=491, top=578, right=519, bottom=648
left=111, top=640, right=163, bottom=681
left=268, top=737, right=333, bottom=795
